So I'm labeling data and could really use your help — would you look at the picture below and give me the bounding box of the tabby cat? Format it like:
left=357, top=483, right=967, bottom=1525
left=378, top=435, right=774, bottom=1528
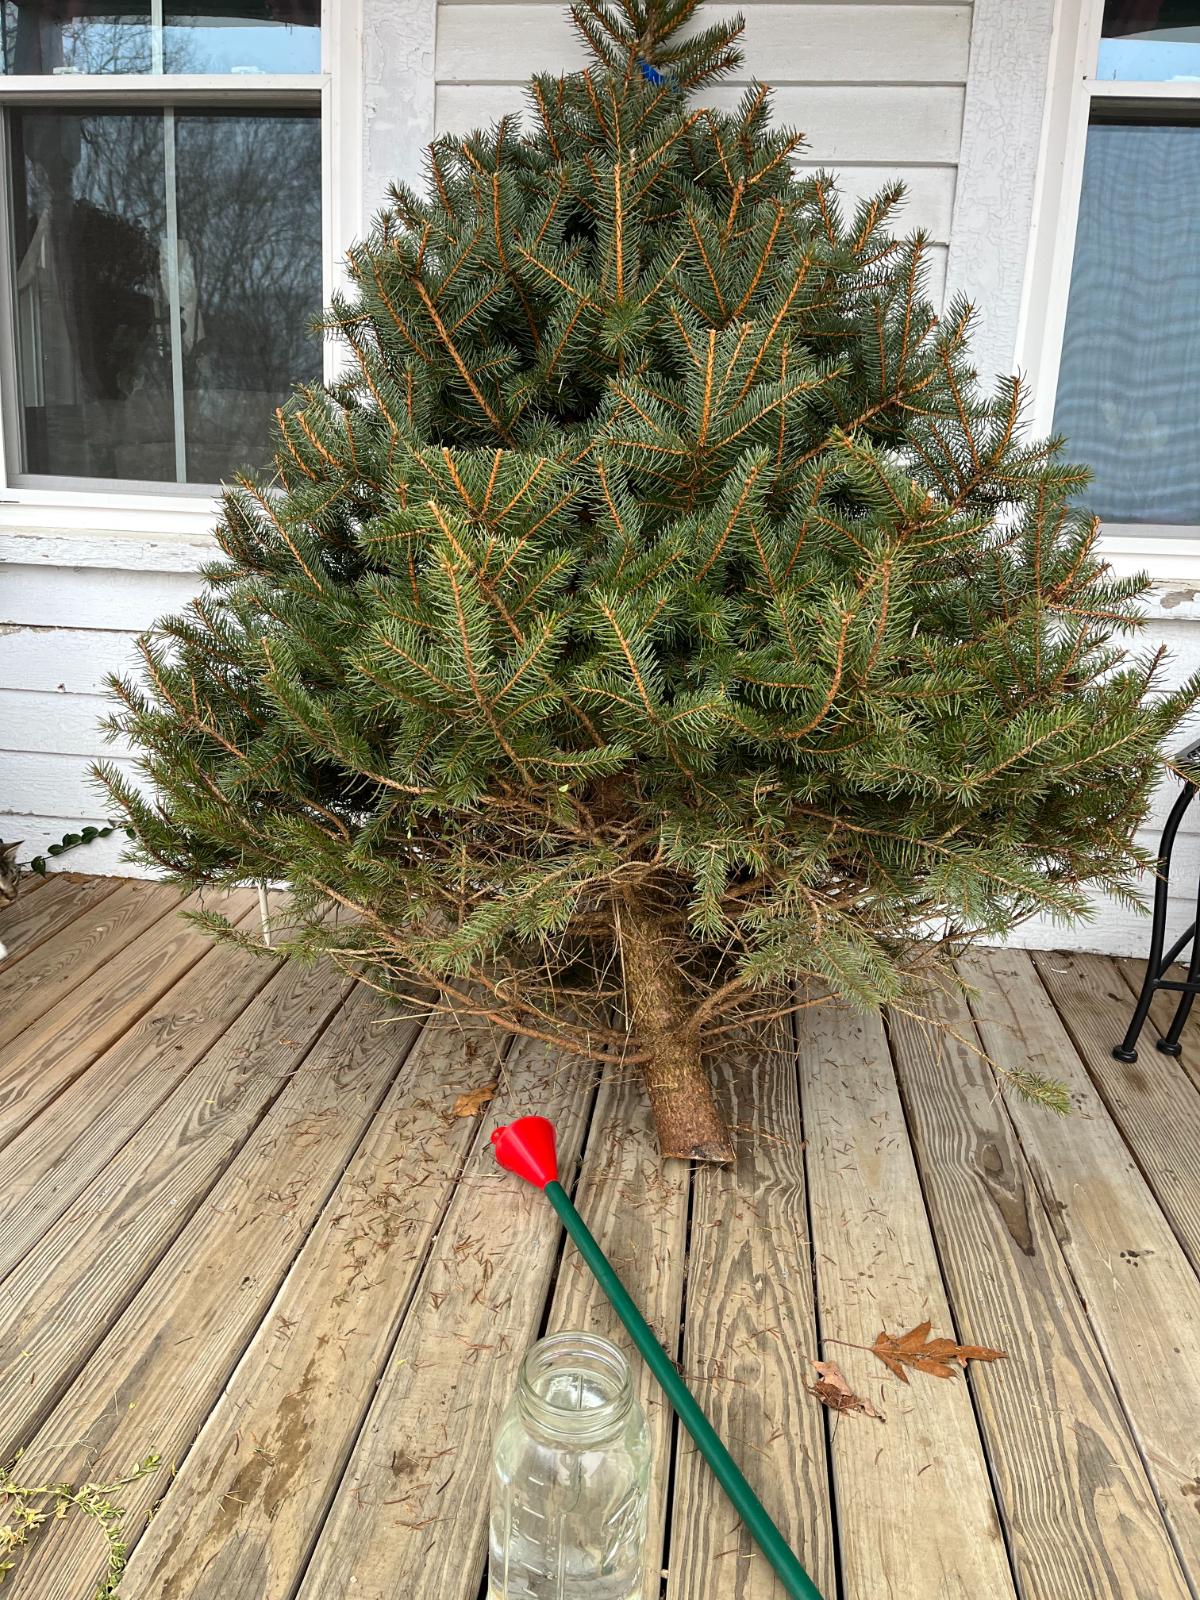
left=0, top=840, right=22, bottom=961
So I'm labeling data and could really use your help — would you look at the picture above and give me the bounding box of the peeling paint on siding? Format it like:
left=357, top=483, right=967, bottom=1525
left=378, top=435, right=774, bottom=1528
left=363, top=0, right=438, bottom=208
left=944, top=0, right=1056, bottom=383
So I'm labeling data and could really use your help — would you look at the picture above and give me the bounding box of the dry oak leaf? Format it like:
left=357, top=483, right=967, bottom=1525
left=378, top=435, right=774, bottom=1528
left=871, top=1321, right=1006, bottom=1383
left=452, top=1081, right=498, bottom=1118
left=807, top=1360, right=883, bottom=1421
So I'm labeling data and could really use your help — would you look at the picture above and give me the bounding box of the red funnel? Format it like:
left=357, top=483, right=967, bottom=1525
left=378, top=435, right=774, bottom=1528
left=491, top=1116, right=559, bottom=1189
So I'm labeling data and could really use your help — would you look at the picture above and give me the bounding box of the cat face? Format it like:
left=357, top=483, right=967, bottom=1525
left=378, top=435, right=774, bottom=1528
left=0, top=842, right=22, bottom=907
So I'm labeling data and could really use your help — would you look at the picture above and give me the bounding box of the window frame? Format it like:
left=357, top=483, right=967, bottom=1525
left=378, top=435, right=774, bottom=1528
left=1016, top=0, right=1200, bottom=578
left=0, top=0, right=362, bottom=537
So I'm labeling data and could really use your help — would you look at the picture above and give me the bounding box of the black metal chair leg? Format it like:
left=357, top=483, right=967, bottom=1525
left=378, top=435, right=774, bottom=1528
left=1158, top=867, right=1200, bottom=1054
left=1114, top=974, right=1158, bottom=1062
left=1114, top=776, right=1197, bottom=1062
left=1158, top=989, right=1197, bottom=1054
left=1114, top=919, right=1195, bottom=1060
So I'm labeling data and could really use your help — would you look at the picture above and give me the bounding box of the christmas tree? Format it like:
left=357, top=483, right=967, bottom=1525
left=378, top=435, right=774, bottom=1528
left=101, top=0, right=1199, bottom=1161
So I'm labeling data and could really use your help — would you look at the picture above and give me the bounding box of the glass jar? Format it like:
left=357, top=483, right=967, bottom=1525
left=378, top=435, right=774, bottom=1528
left=489, top=1330, right=651, bottom=1600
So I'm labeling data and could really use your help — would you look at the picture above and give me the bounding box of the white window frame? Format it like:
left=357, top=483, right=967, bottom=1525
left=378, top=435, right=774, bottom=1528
left=0, top=0, right=362, bottom=543
left=1016, top=0, right=1200, bottom=580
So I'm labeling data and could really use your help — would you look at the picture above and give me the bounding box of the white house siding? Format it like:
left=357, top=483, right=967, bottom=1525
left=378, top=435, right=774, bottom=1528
left=434, top=0, right=975, bottom=310
left=1005, top=595, right=1200, bottom=958
left=942, top=0, right=1055, bottom=390
left=0, top=543, right=207, bottom=872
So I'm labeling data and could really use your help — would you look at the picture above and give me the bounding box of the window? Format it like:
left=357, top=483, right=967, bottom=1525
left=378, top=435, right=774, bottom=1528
left=1053, top=118, right=1200, bottom=528
left=1096, top=1, right=1200, bottom=80
left=0, top=3, right=331, bottom=497
left=1019, top=2, right=1200, bottom=566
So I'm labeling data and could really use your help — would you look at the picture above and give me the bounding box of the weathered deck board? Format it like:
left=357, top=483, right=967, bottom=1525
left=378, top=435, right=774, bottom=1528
left=3, top=983, right=429, bottom=1600
left=965, top=946, right=1200, bottom=1585
left=0, top=891, right=265, bottom=1278
left=0, top=888, right=225, bottom=1153
left=798, top=1002, right=1017, bottom=1600
left=0, top=956, right=355, bottom=1459
left=0, top=873, right=119, bottom=971
left=890, top=985, right=1192, bottom=1600
left=667, top=1029, right=835, bottom=1600
left=0, top=879, right=180, bottom=1050
left=295, top=1037, right=596, bottom=1600
left=1031, top=948, right=1200, bottom=1276
left=123, top=1011, right=504, bottom=1600
left=1, top=879, right=1198, bottom=1600
left=543, top=1065, right=690, bottom=1600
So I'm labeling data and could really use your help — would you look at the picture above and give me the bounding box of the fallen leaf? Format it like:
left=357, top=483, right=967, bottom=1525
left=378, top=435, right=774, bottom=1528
left=452, top=1081, right=497, bottom=1118
left=871, top=1321, right=1006, bottom=1383
left=806, top=1360, right=883, bottom=1420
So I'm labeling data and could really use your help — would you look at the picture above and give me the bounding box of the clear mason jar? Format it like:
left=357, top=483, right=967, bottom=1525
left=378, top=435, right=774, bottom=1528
left=489, top=1330, right=652, bottom=1600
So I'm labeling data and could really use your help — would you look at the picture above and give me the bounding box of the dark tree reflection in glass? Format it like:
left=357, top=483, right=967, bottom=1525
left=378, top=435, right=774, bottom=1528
left=1, top=3, right=320, bottom=76
left=175, top=111, right=322, bottom=483
left=9, top=106, right=322, bottom=485
left=0, top=4, right=153, bottom=75
left=11, top=110, right=175, bottom=481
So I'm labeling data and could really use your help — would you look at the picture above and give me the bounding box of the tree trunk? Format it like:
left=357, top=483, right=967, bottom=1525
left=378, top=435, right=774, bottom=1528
left=616, top=892, right=734, bottom=1163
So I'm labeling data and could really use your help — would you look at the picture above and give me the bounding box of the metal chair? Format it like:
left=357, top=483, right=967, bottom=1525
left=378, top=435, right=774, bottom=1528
left=1114, top=736, right=1200, bottom=1062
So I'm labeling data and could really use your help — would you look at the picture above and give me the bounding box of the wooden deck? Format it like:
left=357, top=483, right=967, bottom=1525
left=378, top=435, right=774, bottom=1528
left=2, top=874, right=1200, bottom=1600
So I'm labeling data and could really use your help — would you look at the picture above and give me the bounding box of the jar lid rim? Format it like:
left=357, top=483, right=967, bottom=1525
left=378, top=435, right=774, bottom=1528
left=517, top=1330, right=634, bottom=1436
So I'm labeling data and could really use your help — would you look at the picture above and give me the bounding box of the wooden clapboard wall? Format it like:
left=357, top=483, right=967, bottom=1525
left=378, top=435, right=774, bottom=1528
left=0, top=554, right=203, bottom=874
left=433, top=0, right=976, bottom=310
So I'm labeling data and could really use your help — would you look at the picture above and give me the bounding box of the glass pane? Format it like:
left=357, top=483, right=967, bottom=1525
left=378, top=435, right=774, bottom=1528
left=8, top=106, right=323, bottom=485
left=1098, top=1, right=1200, bottom=81
left=1, top=4, right=153, bottom=75
left=1, top=1, right=319, bottom=75
left=174, top=110, right=322, bottom=480
left=163, top=3, right=320, bottom=74
left=10, top=109, right=175, bottom=478
left=1053, top=122, right=1200, bottom=526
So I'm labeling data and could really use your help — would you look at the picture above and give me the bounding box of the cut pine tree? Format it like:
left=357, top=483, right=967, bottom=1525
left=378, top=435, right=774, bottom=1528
left=100, top=0, right=1200, bottom=1161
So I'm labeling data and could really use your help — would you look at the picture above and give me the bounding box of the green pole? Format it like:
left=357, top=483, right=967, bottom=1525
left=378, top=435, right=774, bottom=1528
left=543, top=1178, right=825, bottom=1600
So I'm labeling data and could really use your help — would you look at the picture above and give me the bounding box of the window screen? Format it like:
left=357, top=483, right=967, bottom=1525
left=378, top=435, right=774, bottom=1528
left=1052, top=120, right=1200, bottom=526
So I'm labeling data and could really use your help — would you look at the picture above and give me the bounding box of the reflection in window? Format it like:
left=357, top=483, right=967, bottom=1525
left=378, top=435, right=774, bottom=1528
left=175, top=111, right=323, bottom=481
left=0, top=1, right=320, bottom=75
left=9, top=107, right=322, bottom=484
left=0, top=4, right=152, bottom=74
left=1053, top=122, right=1200, bottom=526
left=1099, top=1, right=1200, bottom=81
left=165, top=4, right=320, bottom=74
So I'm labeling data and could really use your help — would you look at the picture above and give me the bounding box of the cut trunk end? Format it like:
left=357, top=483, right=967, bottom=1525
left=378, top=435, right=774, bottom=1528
left=642, top=1026, right=734, bottom=1163
left=617, top=893, right=734, bottom=1163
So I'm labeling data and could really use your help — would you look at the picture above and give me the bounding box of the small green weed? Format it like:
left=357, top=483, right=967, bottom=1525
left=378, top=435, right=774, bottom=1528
left=0, top=1451, right=161, bottom=1597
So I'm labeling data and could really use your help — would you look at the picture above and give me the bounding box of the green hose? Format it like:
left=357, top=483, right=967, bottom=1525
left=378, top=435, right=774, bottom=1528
left=543, top=1179, right=825, bottom=1600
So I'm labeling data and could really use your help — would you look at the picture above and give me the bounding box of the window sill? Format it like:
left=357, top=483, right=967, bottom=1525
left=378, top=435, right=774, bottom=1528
left=5, top=512, right=1200, bottom=612
left=0, top=484, right=220, bottom=572
left=1096, top=528, right=1200, bottom=587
